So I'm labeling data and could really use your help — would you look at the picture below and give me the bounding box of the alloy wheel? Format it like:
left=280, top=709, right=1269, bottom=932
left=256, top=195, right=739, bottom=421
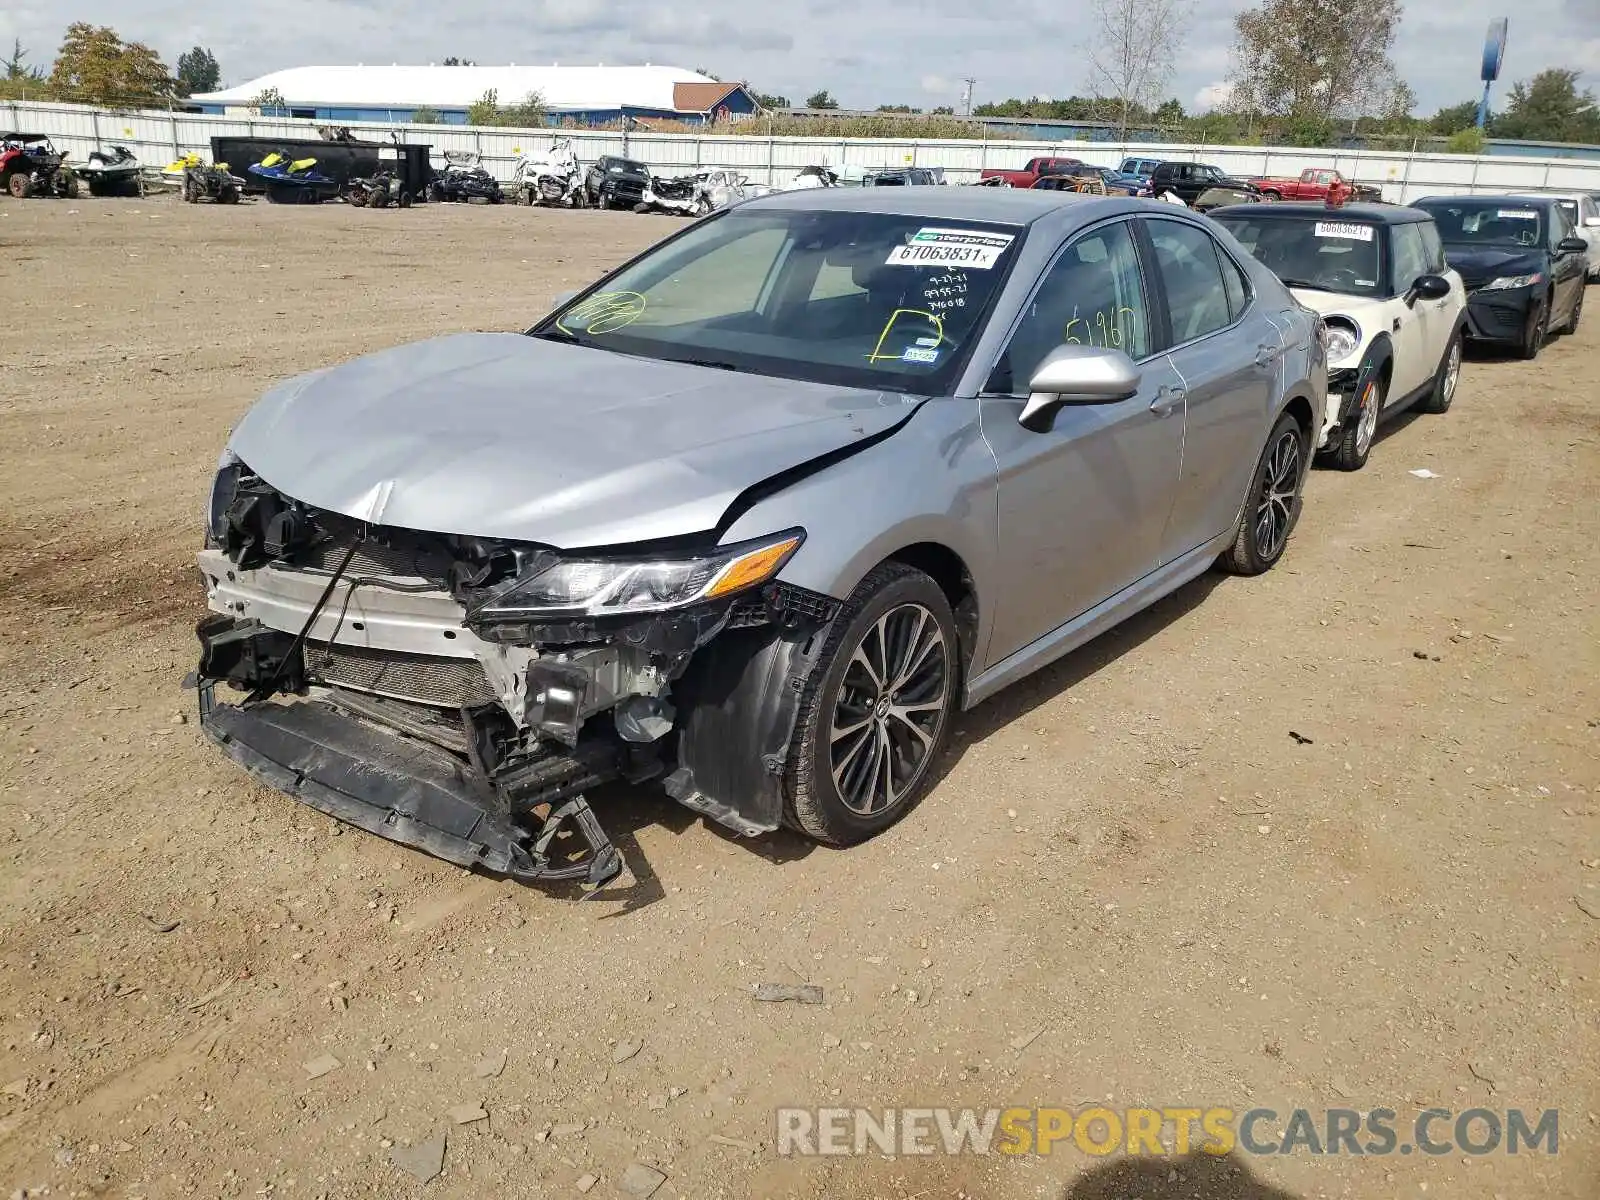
left=828, top=603, right=950, bottom=817
left=1443, top=338, right=1462, bottom=401
left=1254, top=428, right=1301, bottom=561
left=1355, top=380, right=1381, bottom=457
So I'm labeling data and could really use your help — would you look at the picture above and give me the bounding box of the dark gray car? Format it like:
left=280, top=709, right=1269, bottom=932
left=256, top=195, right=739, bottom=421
left=190, top=188, right=1326, bottom=888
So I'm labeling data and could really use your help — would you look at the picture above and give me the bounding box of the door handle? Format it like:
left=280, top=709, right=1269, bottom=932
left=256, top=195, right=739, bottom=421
left=1254, top=343, right=1282, bottom=367
left=1150, top=384, right=1185, bottom=416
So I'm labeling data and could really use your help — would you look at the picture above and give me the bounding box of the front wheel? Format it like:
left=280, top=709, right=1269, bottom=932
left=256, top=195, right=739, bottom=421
left=1260, top=190, right=1281, bottom=202
left=1519, top=300, right=1548, bottom=360
left=8, top=172, right=32, bottom=199
left=784, top=563, right=960, bottom=846
left=1331, top=374, right=1384, bottom=471
left=1221, top=412, right=1306, bottom=575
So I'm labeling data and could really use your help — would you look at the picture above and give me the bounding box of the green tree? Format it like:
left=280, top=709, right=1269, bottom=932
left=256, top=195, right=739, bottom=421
left=753, top=91, right=789, bottom=109
left=1446, top=126, right=1487, bottom=154
left=466, top=88, right=500, bottom=125
left=442, top=56, right=475, bottom=66
left=175, top=46, right=220, bottom=97
left=0, top=38, right=49, bottom=99
left=806, top=89, right=840, bottom=109
left=48, top=23, right=177, bottom=107
left=411, top=106, right=443, bottom=123
left=931, top=105, right=955, bottom=115
left=1086, top=0, right=1190, bottom=138
left=876, top=104, right=919, bottom=113
left=1428, top=99, right=1482, bottom=134
left=497, top=91, right=547, bottom=126
left=1230, top=0, right=1404, bottom=123
left=251, top=86, right=286, bottom=115
left=1493, top=68, right=1600, bottom=143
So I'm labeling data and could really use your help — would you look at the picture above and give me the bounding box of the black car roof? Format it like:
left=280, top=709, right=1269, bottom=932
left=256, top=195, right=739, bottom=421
left=1412, top=193, right=1559, bottom=211
left=1212, top=201, right=1429, bottom=224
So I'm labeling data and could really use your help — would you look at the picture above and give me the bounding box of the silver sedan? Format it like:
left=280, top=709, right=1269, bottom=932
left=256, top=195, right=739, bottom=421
left=190, top=187, right=1326, bottom=887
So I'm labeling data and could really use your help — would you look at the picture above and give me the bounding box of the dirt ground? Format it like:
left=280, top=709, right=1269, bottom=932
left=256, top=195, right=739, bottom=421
left=0, top=194, right=1596, bottom=1200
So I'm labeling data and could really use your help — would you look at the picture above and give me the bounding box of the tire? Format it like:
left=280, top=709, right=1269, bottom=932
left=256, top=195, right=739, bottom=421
left=1417, top=330, right=1462, bottom=415
left=87, top=178, right=107, bottom=198
left=8, top=172, right=31, bottom=199
left=1260, top=190, right=1281, bottom=202
left=182, top=176, right=198, bottom=204
left=1331, top=372, right=1384, bottom=471
left=1221, top=412, right=1306, bottom=575
left=1518, top=300, right=1547, bottom=360
left=219, top=187, right=239, bottom=204
left=398, top=191, right=412, bottom=209
left=782, top=563, right=960, bottom=847
left=1560, top=286, right=1583, bottom=335
left=519, top=187, right=533, bottom=206
left=59, top=174, right=79, bottom=199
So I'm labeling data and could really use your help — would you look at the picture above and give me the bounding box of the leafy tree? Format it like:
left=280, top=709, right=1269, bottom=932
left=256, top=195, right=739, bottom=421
left=1229, top=0, right=1403, bottom=123
left=753, top=92, right=790, bottom=109
left=806, top=89, right=840, bottom=110
left=411, top=106, right=443, bottom=123
left=1428, top=99, right=1482, bottom=134
left=175, top=46, right=220, bottom=97
left=442, top=56, right=475, bottom=66
left=4, top=38, right=45, bottom=81
left=1152, top=98, right=1186, bottom=125
left=931, top=105, right=955, bottom=115
left=48, top=23, right=177, bottom=107
left=876, top=104, right=919, bottom=113
left=1446, top=126, right=1487, bottom=154
left=251, top=86, right=286, bottom=115
left=1494, top=68, right=1600, bottom=143
left=0, top=38, right=48, bottom=98
left=466, top=88, right=500, bottom=125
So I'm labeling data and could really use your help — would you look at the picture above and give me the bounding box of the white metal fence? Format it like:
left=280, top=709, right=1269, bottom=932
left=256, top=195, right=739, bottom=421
left=9, top=98, right=1600, bottom=203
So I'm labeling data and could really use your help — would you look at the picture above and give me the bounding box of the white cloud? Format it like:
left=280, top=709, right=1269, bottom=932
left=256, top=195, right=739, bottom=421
left=919, top=74, right=952, bottom=96
left=1193, top=81, right=1234, bottom=112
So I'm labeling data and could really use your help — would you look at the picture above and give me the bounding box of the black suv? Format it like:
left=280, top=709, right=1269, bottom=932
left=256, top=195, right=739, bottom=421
left=1410, top=194, right=1588, bottom=359
left=584, top=156, right=650, bottom=209
left=1149, top=161, right=1257, bottom=205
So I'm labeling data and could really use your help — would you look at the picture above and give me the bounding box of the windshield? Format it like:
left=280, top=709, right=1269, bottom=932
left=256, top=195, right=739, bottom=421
left=1414, top=200, right=1545, bottom=248
left=531, top=208, right=1021, bottom=393
left=1212, top=213, right=1385, bottom=297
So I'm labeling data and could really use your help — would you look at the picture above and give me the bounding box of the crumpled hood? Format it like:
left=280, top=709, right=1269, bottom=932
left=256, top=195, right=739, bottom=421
left=1443, top=246, right=1542, bottom=282
left=227, top=332, right=916, bottom=548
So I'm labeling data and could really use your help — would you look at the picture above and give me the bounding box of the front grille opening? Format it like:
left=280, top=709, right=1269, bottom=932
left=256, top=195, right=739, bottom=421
left=305, top=642, right=496, bottom=708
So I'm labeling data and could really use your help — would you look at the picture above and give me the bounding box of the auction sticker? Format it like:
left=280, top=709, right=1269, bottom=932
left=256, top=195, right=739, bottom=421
left=888, top=227, right=1015, bottom=269
left=1497, top=209, right=1538, bottom=220
left=1314, top=222, right=1374, bottom=241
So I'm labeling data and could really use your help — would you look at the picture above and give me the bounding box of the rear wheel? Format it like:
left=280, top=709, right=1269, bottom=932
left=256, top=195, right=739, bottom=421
left=58, top=174, right=79, bottom=199
left=1560, top=286, right=1583, bottom=335
left=1417, top=331, right=1462, bottom=415
left=783, top=563, right=960, bottom=846
left=398, top=190, right=413, bottom=209
left=1260, top=190, right=1281, bottom=202
left=8, top=172, right=31, bottom=199
left=1222, top=412, right=1305, bottom=575
left=182, top=176, right=199, bottom=203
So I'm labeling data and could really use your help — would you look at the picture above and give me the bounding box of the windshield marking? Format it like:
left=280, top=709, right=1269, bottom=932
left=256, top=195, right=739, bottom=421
left=867, top=308, right=947, bottom=363
left=556, top=291, right=648, bottom=336
left=1064, top=305, right=1140, bottom=350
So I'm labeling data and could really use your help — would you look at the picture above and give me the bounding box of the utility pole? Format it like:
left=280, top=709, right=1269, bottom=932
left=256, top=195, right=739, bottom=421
left=961, top=77, right=976, bottom=117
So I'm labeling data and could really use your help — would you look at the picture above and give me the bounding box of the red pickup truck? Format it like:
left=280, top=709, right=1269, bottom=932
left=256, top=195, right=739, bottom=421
left=1247, top=168, right=1382, bottom=204
left=978, top=156, right=1083, bottom=188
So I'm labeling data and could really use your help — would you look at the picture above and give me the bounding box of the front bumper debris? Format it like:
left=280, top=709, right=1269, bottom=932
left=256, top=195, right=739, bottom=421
left=197, top=685, right=623, bottom=890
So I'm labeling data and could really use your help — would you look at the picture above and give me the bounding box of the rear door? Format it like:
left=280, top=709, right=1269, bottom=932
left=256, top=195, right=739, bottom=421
left=1139, top=215, right=1278, bottom=562
left=979, top=219, right=1188, bottom=660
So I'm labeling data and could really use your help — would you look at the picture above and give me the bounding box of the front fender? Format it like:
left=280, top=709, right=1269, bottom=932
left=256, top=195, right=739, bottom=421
left=1335, top=333, right=1394, bottom=425
left=718, top=396, right=999, bottom=661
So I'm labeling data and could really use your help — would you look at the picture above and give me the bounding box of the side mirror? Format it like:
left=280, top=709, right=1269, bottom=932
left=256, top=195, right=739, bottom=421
left=1408, top=274, right=1452, bottom=304
left=1585, top=217, right=1600, bottom=228
left=1558, top=236, right=1588, bottom=255
left=1018, top=345, right=1141, bottom=432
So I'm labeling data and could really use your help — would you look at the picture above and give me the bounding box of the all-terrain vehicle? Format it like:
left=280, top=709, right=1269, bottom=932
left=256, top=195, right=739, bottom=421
left=344, top=169, right=414, bottom=208
left=171, top=153, right=242, bottom=204
left=77, top=144, right=144, bottom=197
left=0, top=133, right=79, bottom=199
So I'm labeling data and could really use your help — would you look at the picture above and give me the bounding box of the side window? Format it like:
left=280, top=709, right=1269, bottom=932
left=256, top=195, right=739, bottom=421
left=987, top=222, right=1150, bottom=394
left=1391, top=224, right=1430, bottom=291
left=1219, top=248, right=1252, bottom=320
left=1583, top=197, right=1599, bottom=223
left=1418, top=221, right=1446, bottom=273
left=1146, top=220, right=1234, bottom=344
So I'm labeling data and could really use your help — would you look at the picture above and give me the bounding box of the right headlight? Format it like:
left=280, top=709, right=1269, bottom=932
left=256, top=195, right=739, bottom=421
left=1322, top=317, right=1362, bottom=364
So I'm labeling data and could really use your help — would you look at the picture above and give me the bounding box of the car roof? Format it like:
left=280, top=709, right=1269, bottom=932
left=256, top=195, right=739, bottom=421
left=1412, top=193, right=1558, bottom=210
left=739, top=185, right=1133, bottom=225
left=1213, top=201, right=1429, bottom=224
left=0, top=132, right=49, bottom=140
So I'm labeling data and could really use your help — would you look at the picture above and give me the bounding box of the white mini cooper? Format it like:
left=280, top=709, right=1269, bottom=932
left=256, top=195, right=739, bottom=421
left=1213, top=202, right=1467, bottom=470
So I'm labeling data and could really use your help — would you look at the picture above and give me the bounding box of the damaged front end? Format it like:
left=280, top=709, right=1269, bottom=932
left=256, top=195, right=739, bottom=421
left=189, top=460, right=838, bottom=890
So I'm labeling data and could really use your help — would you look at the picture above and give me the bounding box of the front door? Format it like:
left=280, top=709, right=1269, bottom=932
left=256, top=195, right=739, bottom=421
left=1388, top=222, right=1438, bottom=399
left=979, top=219, right=1187, bottom=663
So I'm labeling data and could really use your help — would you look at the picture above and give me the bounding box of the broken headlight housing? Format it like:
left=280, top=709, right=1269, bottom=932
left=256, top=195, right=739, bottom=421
left=470, top=530, right=805, bottom=623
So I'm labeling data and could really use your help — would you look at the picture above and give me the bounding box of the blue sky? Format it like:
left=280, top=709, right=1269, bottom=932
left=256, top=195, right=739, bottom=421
left=3, top=0, right=1596, bottom=116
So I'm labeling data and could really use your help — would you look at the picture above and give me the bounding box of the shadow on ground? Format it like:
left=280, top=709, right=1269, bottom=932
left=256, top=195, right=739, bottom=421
left=1062, top=1151, right=1302, bottom=1200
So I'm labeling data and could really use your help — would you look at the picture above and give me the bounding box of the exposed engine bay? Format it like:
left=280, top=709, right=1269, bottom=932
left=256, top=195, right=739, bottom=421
left=189, top=461, right=839, bottom=891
